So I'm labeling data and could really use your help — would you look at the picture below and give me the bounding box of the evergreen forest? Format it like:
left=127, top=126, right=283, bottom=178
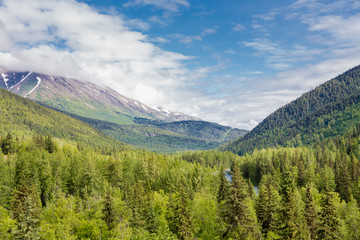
left=1, top=122, right=360, bottom=239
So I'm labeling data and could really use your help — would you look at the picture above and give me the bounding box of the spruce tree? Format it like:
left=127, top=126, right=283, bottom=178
left=168, top=180, right=193, bottom=240
left=217, top=166, right=229, bottom=203
left=280, top=169, right=307, bottom=239
left=256, top=175, right=281, bottom=238
left=225, top=162, right=260, bottom=239
left=11, top=183, right=41, bottom=240
left=102, top=188, right=116, bottom=230
left=13, top=196, right=41, bottom=240
left=304, top=184, right=319, bottom=239
left=318, top=192, right=341, bottom=240
left=44, top=135, right=55, bottom=153
left=1, top=132, right=14, bottom=155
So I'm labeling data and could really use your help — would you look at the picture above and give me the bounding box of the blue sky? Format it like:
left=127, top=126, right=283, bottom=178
left=1, top=0, right=360, bottom=129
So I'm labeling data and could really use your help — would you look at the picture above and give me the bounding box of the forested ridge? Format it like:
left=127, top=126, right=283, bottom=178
left=37, top=104, right=246, bottom=153
left=223, top=65, right=360, bottom=155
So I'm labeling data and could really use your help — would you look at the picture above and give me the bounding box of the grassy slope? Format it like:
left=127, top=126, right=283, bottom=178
left=0, top=89, right=127, bottom=149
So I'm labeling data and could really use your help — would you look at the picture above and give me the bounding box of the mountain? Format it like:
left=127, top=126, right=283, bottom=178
left=1, top=70, right=246, bottom=152
left=0, top=70, right=197, bottom=124
left=222, top=65, right=360, bottom=155
left=0, top=88, right=127, bottom=149
left=41, top=107, right=247, bottom=152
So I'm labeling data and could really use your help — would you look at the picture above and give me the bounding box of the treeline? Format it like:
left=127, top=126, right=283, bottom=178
left=1, top=128, right=360, bottom=239
left=224, top=65, right=360, bottom=155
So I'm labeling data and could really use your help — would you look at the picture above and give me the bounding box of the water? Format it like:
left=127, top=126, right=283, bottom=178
left=225, top=169, right=258, bottom=195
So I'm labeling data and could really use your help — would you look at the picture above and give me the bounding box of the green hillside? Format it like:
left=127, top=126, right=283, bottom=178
left=135, top=119, right=247, bottom=143
left=44, top=110, right=245, bottom=153
left=0, top=88, right=127, bottom=149
left=223, top=65, right=360, bottom=155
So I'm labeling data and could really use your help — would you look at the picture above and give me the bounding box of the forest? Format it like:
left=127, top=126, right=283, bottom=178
left=1, top=122, right=360, bottom=239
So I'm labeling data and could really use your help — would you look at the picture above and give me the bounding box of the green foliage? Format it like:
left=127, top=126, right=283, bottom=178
left=318, top=192, right=342, bottom=240
left=256, top=175, right=281, bottom=238
left=1, top=132, right=16, bottom=155
left=0, top=206, right=16, bottom=240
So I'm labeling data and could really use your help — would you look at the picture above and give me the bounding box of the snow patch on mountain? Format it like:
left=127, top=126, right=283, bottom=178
left=10, top=71, right=32, bottom=89
left=1, top=73, right=9, bottom=88
left=25, top=76, right=41, bottom=97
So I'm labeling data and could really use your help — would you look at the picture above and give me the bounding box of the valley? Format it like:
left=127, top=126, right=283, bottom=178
left=1, top=66, right=360, bottom=239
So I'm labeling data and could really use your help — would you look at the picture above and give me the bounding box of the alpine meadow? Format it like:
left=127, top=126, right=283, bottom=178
left=1, top=0, right=360, bottom=239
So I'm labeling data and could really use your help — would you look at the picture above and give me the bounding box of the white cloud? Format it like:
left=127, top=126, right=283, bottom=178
left=179, top=35, right=202, bottom=44
left=172, top=28, right=217, bottom=44
left=241, top=39, right=322, bottom=70
left=0, top=0, right=194, bottom=108
left=232, top=23, right=245, bottom=32
left=201, top=28, right=217, bottom=35
left=124, top=0, right=189, bottom=12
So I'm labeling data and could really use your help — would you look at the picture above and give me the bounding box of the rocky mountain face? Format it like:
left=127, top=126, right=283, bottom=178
left=0, top=70, right=199, bottom=124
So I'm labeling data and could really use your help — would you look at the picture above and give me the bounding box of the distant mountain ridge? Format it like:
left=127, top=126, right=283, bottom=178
left=0, top=70, right=198, bottom=124
left=222, top=65, right=360, bottom=155
left=0, top=69, right=246, bottom=152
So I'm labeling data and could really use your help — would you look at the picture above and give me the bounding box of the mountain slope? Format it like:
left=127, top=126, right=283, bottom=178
left=1, top=70, right=247, bottom=152
left=40, top=107, right=247, bottom=152
left=0, top=71, right=198, bottom=124
left=222, top=65, right=360, bottom=155
left=0, top=88, right=127, bottom=149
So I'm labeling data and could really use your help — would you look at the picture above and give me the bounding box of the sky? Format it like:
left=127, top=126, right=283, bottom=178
left=1, top=0, right=360, bottom=129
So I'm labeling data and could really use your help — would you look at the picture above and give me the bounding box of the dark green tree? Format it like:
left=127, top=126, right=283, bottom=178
left=11, top=183, right=41, bottom=240
left=217, top=166, right=229, bottom=203
left=256, top=175, right=281, bottom=238
left=335, top=152, right=351, bottom=202
left=1, top=132, right=15, bottom=155
left=44, top=135, right=55, bottom=153
left=168, top=180, right=193, bottom=240
left=279, top=169, right=307, bottom=239
left=318, top=192, right=341, bottom=240
left=225, top=162, right=260, bottom=239
left=102, top=187, right=116, bottom=230
left=304, top=184, right=319, bottom=239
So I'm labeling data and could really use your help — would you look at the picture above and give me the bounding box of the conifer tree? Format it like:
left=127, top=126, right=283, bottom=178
left=13, top=196, right=41, bottom=240
left=102, top=187, right=116, bottom=230
left=11, top=183, right=41, bottom=240
left=225, top=162, right=260, bottom=239
left=168, top=180, right=193, bottom=240
left=318, top=192, right=341, bottom=240
left=256, top=175, right=281, bottom=238
left=1, top=132, right=14, bottom=155
left=217, top=166, right=229, bottom=203
left=44, top=135, right=55, bottom=153
left=335, top=152, right=351, bottom=202
left=280, top=169, right=307, bottom=239
left=128, top=180, right=149, bottom=229
left=304, top=184, right=319, bottom=239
